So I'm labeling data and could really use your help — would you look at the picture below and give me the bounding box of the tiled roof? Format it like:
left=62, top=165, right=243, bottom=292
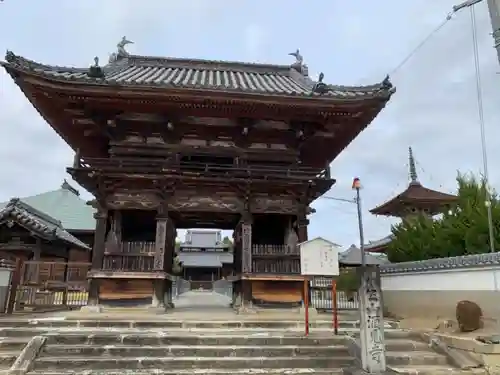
left=0, top=199, right=90, bottom=250
left=364, top=235, right=394, bottom=252
left=0, top=181, right=96, bottom=231
left=369, top=182, right=457, bottom=217
left=179, top=251, right=233, bottom=268
left=2, top=51, right=395, bottom=100
left=339, top=245, right=388, bottom=266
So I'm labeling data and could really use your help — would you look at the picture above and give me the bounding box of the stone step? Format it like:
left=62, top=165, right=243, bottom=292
left=386, top=351, right=449, bottom=366
left=0, top=326, right=406, bottom=338
left=0, top=319, right=375, bottom=329
left=40, top=344, right=350, bottom=358
left=0, top=337, right=30, bottom=351
left=0, top=351, right=20, bottom=369
left=389, top=365, right=486, bottom=375
left=32, top=356, right=356, bottom=371
left=44, top=332, right=348, bottom=346
left=27, top=369, right=346, bottom=375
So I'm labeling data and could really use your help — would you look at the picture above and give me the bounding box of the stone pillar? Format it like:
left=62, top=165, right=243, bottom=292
left=87, top=206, right=108, bottom=309
left=357, top=266, right=386, bottom=373
left=164, top=219, right=176, bottom=308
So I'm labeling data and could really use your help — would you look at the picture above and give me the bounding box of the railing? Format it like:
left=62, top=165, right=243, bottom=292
left=102, top=253, right=154, bottom=272
left=252, top=245, right=299, bottom=256
left=119, top=241, right=155, bottom=254
left=75, top=157, right=329, bottom=181
left=251, top=245, right=300, bottom=274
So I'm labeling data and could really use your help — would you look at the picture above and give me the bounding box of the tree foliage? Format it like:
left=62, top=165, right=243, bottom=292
left=387, top=173, right=500, bottom=262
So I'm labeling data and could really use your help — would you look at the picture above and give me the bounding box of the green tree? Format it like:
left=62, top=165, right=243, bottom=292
left=222, top=236, right=233, bottom=252
left=388, top=173, right=500, bottom=262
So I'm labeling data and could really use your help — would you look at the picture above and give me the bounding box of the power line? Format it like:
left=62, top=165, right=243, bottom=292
left=387, top=12, right=455, bottom=76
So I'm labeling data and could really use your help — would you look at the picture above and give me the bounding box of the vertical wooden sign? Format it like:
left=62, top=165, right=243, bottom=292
left=241, top=223, right=252, bottom=273
left=154, top=219, right=167, bottom=271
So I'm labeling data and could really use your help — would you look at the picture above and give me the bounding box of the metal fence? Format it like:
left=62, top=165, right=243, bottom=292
left=213, top=279, right=233, bottom=299
left=310, top=277, right=359, bottom=311
left=172, top=277, right=191, bottom=299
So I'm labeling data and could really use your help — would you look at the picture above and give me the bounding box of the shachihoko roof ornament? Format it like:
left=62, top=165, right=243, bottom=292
left=288, top=49, right=309, bottom=76
left=109, top=36, right=134, bottom=63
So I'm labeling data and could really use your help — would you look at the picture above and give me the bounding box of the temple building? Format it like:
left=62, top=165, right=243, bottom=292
left=364, top=147, right=457, bottom=253
left=1, top=39, right=394, bottom=310
left=179, top=230, right=233, bottom=289
left=0, top=181, right=94, bottom=262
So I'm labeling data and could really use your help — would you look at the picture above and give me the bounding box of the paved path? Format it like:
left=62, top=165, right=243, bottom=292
left=174, top=290, right=232, bottom=310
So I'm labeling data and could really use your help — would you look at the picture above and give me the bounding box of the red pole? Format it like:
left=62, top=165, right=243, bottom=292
left=332, top=279, right=339, bottom=335
left=303, top=278, right=309, bottom=336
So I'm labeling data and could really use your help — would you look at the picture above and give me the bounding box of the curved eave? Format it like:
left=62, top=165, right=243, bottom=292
left=1, top=62, right=394, bottom=110
left=370, top=183, right=458, bottom=217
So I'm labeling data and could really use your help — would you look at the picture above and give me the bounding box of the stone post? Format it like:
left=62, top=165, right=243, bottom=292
left=85, top=206, right=107, bottom=311
left=357, top=266, right=386, bottom=373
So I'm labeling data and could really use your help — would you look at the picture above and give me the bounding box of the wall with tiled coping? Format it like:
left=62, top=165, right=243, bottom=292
left=379, top=253, right=500, bottom=320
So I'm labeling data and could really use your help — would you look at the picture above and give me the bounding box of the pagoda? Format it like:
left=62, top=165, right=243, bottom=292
left=365, top=147, right=457, bottom=253
left=2, top=39, right=395, bottom=310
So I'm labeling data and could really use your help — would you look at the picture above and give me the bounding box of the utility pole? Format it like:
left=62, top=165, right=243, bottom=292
left=452, top=0, right=500, bottom=65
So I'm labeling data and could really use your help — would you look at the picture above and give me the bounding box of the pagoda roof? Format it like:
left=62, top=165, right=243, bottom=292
left=2, top=46, right=394, bottom=101
left=0, top=198, right=90, bottom=250
left=369, top=147, right=457, bottom=217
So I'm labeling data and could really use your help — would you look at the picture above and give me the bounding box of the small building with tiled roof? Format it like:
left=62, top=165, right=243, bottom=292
left=0, top=198, right=89, bottom=261
left=366, top=147, right=457, bottom=253
left=0, top=180, right=96, bottom=233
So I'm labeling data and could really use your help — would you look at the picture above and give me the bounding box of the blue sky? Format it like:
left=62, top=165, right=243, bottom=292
left=0, top=0, right=499, bottom=248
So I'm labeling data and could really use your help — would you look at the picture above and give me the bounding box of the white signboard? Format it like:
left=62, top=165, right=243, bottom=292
left=300, top=237, right=340, bottom=276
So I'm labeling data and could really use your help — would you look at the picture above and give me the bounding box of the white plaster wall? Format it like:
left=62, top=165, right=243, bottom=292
left=0, top=268, right=11, bottom=287
left=380, top=266, right=500, bottom=320
left=381, top=266, right=500, bottom=291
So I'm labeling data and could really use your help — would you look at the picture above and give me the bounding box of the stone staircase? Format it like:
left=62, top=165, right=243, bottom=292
left=0, top=317, right=486, bottom=375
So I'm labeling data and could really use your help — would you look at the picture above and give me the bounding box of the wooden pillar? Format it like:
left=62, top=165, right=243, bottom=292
left=240, top=211, right=253, bottom=310
left=88, top=206, right=107, bottom=307
left=296, top=206, right=309, bottom=243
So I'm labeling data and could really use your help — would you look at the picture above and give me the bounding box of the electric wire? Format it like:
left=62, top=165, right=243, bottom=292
left=388, top=12, right=455, bottom=77
left=469, top=5, right=496, bottom=253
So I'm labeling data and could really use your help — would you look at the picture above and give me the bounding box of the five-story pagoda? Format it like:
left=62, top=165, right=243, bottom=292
left=1, top=38, right=395, bottom=310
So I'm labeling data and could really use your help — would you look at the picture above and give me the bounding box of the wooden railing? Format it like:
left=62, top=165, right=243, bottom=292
left=120, top=241, right=155, bottom=254
left=102, top=253, right=154, bottom=272
left=76, top=157, right=329, bottom=181
left=251, top=245, right=300, bottom=274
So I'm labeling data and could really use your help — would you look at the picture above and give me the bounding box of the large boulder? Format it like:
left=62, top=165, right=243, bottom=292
left=456, top=300, right=483, bottom=332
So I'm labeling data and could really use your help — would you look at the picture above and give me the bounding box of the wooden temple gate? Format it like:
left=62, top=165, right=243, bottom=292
left=1, top=40, right=394, bottom=310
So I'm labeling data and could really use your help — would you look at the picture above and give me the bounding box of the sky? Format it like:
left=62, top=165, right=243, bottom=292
left=0, top=0, right=498, bottom=248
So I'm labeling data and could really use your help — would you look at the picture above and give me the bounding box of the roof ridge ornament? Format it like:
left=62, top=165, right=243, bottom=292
left=87, top=56, right=104, bottom=78
left=109, top=36, right=134, bottom=63
left=311, top=72, right=332, bottom=95
left=288, top=49, right=309, bottom=76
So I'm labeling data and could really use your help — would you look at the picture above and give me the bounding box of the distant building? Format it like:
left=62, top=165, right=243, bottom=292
left=365, top=147, right=457, bottom=253
left=179, top=230, right=233, bottom=288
